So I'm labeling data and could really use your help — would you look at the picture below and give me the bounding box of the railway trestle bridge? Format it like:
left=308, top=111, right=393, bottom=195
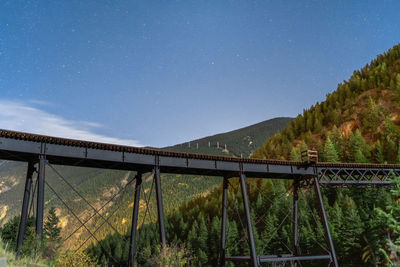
left=0, top=129, right=398, bottom=267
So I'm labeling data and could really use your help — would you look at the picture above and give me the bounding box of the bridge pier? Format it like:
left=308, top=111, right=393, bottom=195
left=36, top=154, right=46, bottom=238
left=239, top=171, right=258, bottom=267
left=154, top=156, right=166, bottom=248
left=291, top=179, right=299, bottom=267
left=220, top=176, right=228, bottom=266
left=223, top=176, right=339, bottom=267
left=128, top=172, right=142, bottom=267
left=313, top=177, right=338, bottom=267
left=16, top=161, right=35, bottom=254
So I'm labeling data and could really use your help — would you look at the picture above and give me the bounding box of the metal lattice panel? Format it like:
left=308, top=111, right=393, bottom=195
left=317, top=167, right=399, bottom=187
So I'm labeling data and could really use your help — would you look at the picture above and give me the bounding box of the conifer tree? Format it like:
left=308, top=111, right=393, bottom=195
left=324, top=137, right=339, bottom=162
left=300, top=140, right=308, bottom=153
left=330, top=126, right=344, bottom=158
left=43, top=207, right=61, bottom=258
left=375, top=175, right=400, bottom=265
left=375, top=141, right=385, bottom=163
left=209, top=217, right=220, bottom=263
left=198, top=217, right=208, bottom=253
left=290, top=147, right=300, bottom=161
left=350, top=130, right=370, bottom=162
left=363, top=97, right=382, bottom=134
left=44, top=207, right=61, bottom=242
left=226, top=221, right=239, bottom=256
left=187, top=221, right=198, bottom=252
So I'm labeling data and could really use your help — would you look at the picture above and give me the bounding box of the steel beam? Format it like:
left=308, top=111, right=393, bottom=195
left=260, top=254, right=331, bottom=263
left=292, top=179, right=299, bottom=266
left=36, top=155, right=46, bottom=237
left=154, top=157, right=166, bottom=247
left=16, top=161, right=35, bottom=254
left=226, top=254, right=332, bottom=263
left=239, top=171, right=258, bottom=267
left=220, top=177, right=228, bottom=266
left=225, top=255, right=251, bottom=262
left=128, top=172, right=142, bottom=267
left=313, top=177, right=338, bottom=267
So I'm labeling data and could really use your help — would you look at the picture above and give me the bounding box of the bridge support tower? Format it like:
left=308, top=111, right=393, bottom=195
left=129, top=158, right=166, bottom=265
left=16, top=152, right=47, bottom=254
left=220, top=174, right=338, bottom=267
left=16, top=161, right=35, bottom=254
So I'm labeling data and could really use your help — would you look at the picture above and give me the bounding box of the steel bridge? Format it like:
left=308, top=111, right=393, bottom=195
left=0, top=129, right=399, bottom=266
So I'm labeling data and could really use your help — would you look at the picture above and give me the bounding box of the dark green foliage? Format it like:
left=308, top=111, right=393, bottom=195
left=324, top=137, right=339, bottom=162
left=0, top=213, right=61, bottom=259
left=44, top=207, right=61, bottom=242
left=350, top=130, right=370, bottom=163
left=0, top=216, right=42, bottom=257
left=374, top=175, right=400, bottom=265
left=87, top=177, right=393, bottom=266
left=43, top=207, right=62, bottom=258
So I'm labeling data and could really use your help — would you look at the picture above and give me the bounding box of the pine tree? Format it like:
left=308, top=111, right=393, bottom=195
left=187, top=221, right=198, bottom=251
left=385, top=117, right=400, bottom=143
left=324, top=137, right=339, bottom=162
left=44, top=207, right=61, bottom=242
left=43, top=207, right=61, bottom=258
left=349, top=130, right=370, bottom=162
left=300, top=141, right=308, bottom=153
left=375, top=175, right=400, bottom=265
left=362, top=97, right=382, bottom=134
left=209, top=217, right=220, bottom=263
left=290, top=147, right=300, bottom=161
left=197, top=217, right=208, bottom=253
left=375, top=141, right=385, bottom=163
left=330, top=126, right=344, bottom=159
left=226, top=221, right=239, bottom=256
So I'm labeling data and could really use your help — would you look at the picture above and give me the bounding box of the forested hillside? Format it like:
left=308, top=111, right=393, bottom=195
left=87, top=43, right=400, bottom=266
left=253, top=44, right=400, bottom=164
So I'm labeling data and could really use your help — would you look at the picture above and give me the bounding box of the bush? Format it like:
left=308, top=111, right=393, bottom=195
left=148, top=244, right=192, bottom=266
left=56, top=251, right=98, bottom=267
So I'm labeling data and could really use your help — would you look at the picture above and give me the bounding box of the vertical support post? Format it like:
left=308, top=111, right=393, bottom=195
left=36, top=154, right=46, bottom=238
left=16, top=161, right=35, bottom=254
left=220, top=176, right=229, bottom=266
left=239, top=170, right=258, bottom=267
left=128, top=172, right=142, bottom=267
left=292, top=179, right=299, bottom=267
left=154, top=156, right=166, bottom=247
left=313, top=177, right=338, bottom=267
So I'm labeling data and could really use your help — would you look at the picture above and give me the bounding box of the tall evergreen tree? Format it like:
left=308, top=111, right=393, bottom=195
left=324, top=137, right=339, bottom=162
left=44, top=207, right=61, bottom=242
left=290, top=147, right=301, bottom=161
left=375, top=141, right=385, bottom=163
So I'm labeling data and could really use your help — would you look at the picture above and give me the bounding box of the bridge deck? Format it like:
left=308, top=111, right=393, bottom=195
left=0, top=129, right=399, bottom=185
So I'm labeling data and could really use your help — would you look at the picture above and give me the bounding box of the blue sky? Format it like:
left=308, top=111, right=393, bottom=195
left=1, top=1, right=399, bottom=147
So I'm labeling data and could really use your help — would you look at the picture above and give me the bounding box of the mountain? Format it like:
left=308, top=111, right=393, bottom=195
left=0, top=117, right=291, bottom=249
left=253, top=44, right=400, bottom=164
left=85, top=43, right=400, bottom=266
left=163, top=117, right=293, bottom=158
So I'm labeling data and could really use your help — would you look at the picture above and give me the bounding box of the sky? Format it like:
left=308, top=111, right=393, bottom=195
left=0, top=1, right=399, bottom=147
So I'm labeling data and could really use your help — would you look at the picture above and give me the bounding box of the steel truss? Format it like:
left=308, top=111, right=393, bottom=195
left=220, top=175, right=338, bottom=267
left=317, top=167, right=399, bottom=187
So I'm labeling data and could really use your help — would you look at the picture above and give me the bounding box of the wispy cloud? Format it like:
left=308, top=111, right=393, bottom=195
left=0, top=100, right=143, bottom=147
